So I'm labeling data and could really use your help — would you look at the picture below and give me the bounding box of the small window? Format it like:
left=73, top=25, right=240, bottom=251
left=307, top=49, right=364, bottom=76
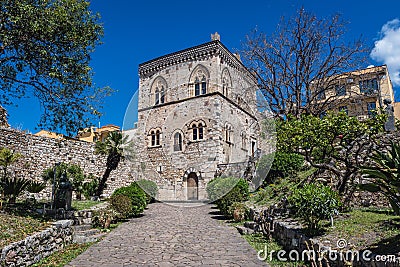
left=151, top=131, right=156, bottom=146
left=155, top=89, right=160, bottom=105
left=174, top=132, right=182, bottom=151
left=195, top=78, right=200, bottom=96
left=201, top=77, right=207, bottom=95
left=160, top=86, right=165, bottom=104
left=335, top=85, right=346, bottom=96
left=241, top=132, right=247, bottom=149
left=155, top=130, right=160, bottom=146
left=192, top=124, right=198, bottom=140
left=339, top=106, right=348, bottom=115
left=367, top=102, right=376, bottom=117
left=198, top=123, right=204, bottom=140
left=222, top=77, right=228, bottom=96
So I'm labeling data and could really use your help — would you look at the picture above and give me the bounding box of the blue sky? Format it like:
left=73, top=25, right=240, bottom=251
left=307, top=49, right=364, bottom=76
left=6, top=0, right=400, bottom=134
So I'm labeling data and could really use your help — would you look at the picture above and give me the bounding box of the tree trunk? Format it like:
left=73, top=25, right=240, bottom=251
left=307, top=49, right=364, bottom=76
left=96, top=167, right=113, bottom=197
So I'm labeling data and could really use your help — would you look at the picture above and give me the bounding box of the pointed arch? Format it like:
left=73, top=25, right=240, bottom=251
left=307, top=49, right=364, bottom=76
left=151, top=76, right=168, bottom=105
left=189, top=65, right=210, bottom=96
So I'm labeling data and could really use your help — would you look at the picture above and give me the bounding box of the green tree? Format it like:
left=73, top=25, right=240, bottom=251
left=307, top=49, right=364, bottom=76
left=0, top=0, right=109, bottom=135
left=277, top=112, right=385, bottom=200
left=95, top=132, right=133, bottom=197
left=361, top=142, right=400, bottom=215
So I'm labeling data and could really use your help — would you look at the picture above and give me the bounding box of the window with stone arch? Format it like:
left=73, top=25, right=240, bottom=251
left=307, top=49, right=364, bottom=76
left=173, top=132, right=183, bottom=151
left=224, top=123, right=232, bottom=143
left=191, top=120, right=205, bottom=141
left=149, top=128, right=161, bottom=147
left=151, top=77, right=167, bottom=105
left=190, top=65, right=209, bottom=97
left=221, top=68, right=232, bottom=97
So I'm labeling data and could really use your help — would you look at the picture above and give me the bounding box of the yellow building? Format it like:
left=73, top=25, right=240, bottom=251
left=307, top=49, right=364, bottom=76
left=77, top=124, right=120, bottom=143
left=34, top=130, right=65, bottom=139
left=313, top=65, right=396, bottom=120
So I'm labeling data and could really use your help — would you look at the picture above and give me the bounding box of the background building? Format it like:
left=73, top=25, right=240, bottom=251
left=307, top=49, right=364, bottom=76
left=313, top=65, right=397, bottom=119
left=77, top=124, right=120, bottom=143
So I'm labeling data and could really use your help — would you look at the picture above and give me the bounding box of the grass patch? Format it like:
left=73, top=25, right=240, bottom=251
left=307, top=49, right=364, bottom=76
left=323, top=208, right=400, bottom=250
left=243, top=233, right=307, bottom=266
left=0, top=213, right=50, bottom=248
left=72, top=200, right=100, bottom=211
left=31, top=242, right=93, bottom=267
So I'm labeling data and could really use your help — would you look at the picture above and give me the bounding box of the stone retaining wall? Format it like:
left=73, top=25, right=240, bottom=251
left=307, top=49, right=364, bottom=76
left=247, top=207, right=400, bottom=267
left=0, top=220, right=74, bottom=267
left=0, top=127, right=135, bottom=198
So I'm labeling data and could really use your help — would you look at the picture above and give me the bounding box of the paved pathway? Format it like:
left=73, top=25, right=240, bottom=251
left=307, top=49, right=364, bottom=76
left=67, top=202, right=267, bottom=266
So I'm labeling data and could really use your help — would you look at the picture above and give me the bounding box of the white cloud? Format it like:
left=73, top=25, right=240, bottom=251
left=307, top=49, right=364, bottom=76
left=370, top=19, right=400, bottom=87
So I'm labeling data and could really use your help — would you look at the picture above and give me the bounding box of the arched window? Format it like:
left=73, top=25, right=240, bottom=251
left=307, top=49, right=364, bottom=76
left=192, top=124, right=198, bottom=140
left=151, top=77, right=167, bottom=105
left=151, top=130, right=156, bottom=146
left=174, top=132, right=182, bottom=151
left=198, top=123, right=204, bottom=140
left=155, top=89, right=160, bottom=105
left=155, top=130, right=160, bottom=146
left=190, top=65, right=209, bottom=97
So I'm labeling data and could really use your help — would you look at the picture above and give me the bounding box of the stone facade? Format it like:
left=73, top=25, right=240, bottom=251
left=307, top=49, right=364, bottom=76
left=128, top=38, right=269, bottom=201
left=0, top=127, right=133, bottom=199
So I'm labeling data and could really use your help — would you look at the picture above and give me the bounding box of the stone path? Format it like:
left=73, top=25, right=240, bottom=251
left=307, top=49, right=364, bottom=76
left=67, top=202, right=267, bottom=266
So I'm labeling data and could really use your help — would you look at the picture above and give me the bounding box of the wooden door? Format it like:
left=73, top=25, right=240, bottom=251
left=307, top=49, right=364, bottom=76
left=187, top=173, right=198, bottom=200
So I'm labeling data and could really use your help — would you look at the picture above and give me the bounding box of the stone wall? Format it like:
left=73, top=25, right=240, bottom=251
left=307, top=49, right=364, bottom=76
left=0, top=220, right=73, bottom=267
left=0, top=127, right=134, bottom=198
left=245, top=207, right=400, bottom=267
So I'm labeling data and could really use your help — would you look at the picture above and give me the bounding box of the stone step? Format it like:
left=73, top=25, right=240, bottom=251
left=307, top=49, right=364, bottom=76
left=73, top=224, right=92, bottom=232
left=73, top=228, right=100, bottom=237
left=73, top=232, right=106, bottom=244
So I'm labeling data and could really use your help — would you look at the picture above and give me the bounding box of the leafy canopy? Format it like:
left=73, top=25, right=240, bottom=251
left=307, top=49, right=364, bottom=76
left=0, top=0, right=109, bottom=135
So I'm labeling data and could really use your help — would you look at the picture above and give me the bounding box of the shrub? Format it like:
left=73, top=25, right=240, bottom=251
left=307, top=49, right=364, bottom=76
left=288, top=183, right=341, bottom=231
left=135, top=179, right=158, bottom=204
left=230, top=202, right=249, bottom=222
left=207, top=177, right=249, bottom=216
left=261, top=152, right=304, bottom=186
left=109, top=194, right=132, bottom=219
left=82, top=175, right=99, bottom=200
left=112, top=183, right=147, bottom=216
left=92, top=207, right=118, bottom=229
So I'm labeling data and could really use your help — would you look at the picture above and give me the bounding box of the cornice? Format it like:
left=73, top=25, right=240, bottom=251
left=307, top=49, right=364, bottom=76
left=138, top=40, right=256, bottom=82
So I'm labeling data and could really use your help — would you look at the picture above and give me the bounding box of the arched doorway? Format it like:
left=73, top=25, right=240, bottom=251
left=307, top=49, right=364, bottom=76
left=187, top=172, right=198, bottom=200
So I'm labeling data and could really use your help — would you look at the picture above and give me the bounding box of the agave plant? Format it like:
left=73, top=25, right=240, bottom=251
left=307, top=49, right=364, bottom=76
left=1, top=176, right=31, bottom=203
left=360, top=142, right=400, bottom=215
